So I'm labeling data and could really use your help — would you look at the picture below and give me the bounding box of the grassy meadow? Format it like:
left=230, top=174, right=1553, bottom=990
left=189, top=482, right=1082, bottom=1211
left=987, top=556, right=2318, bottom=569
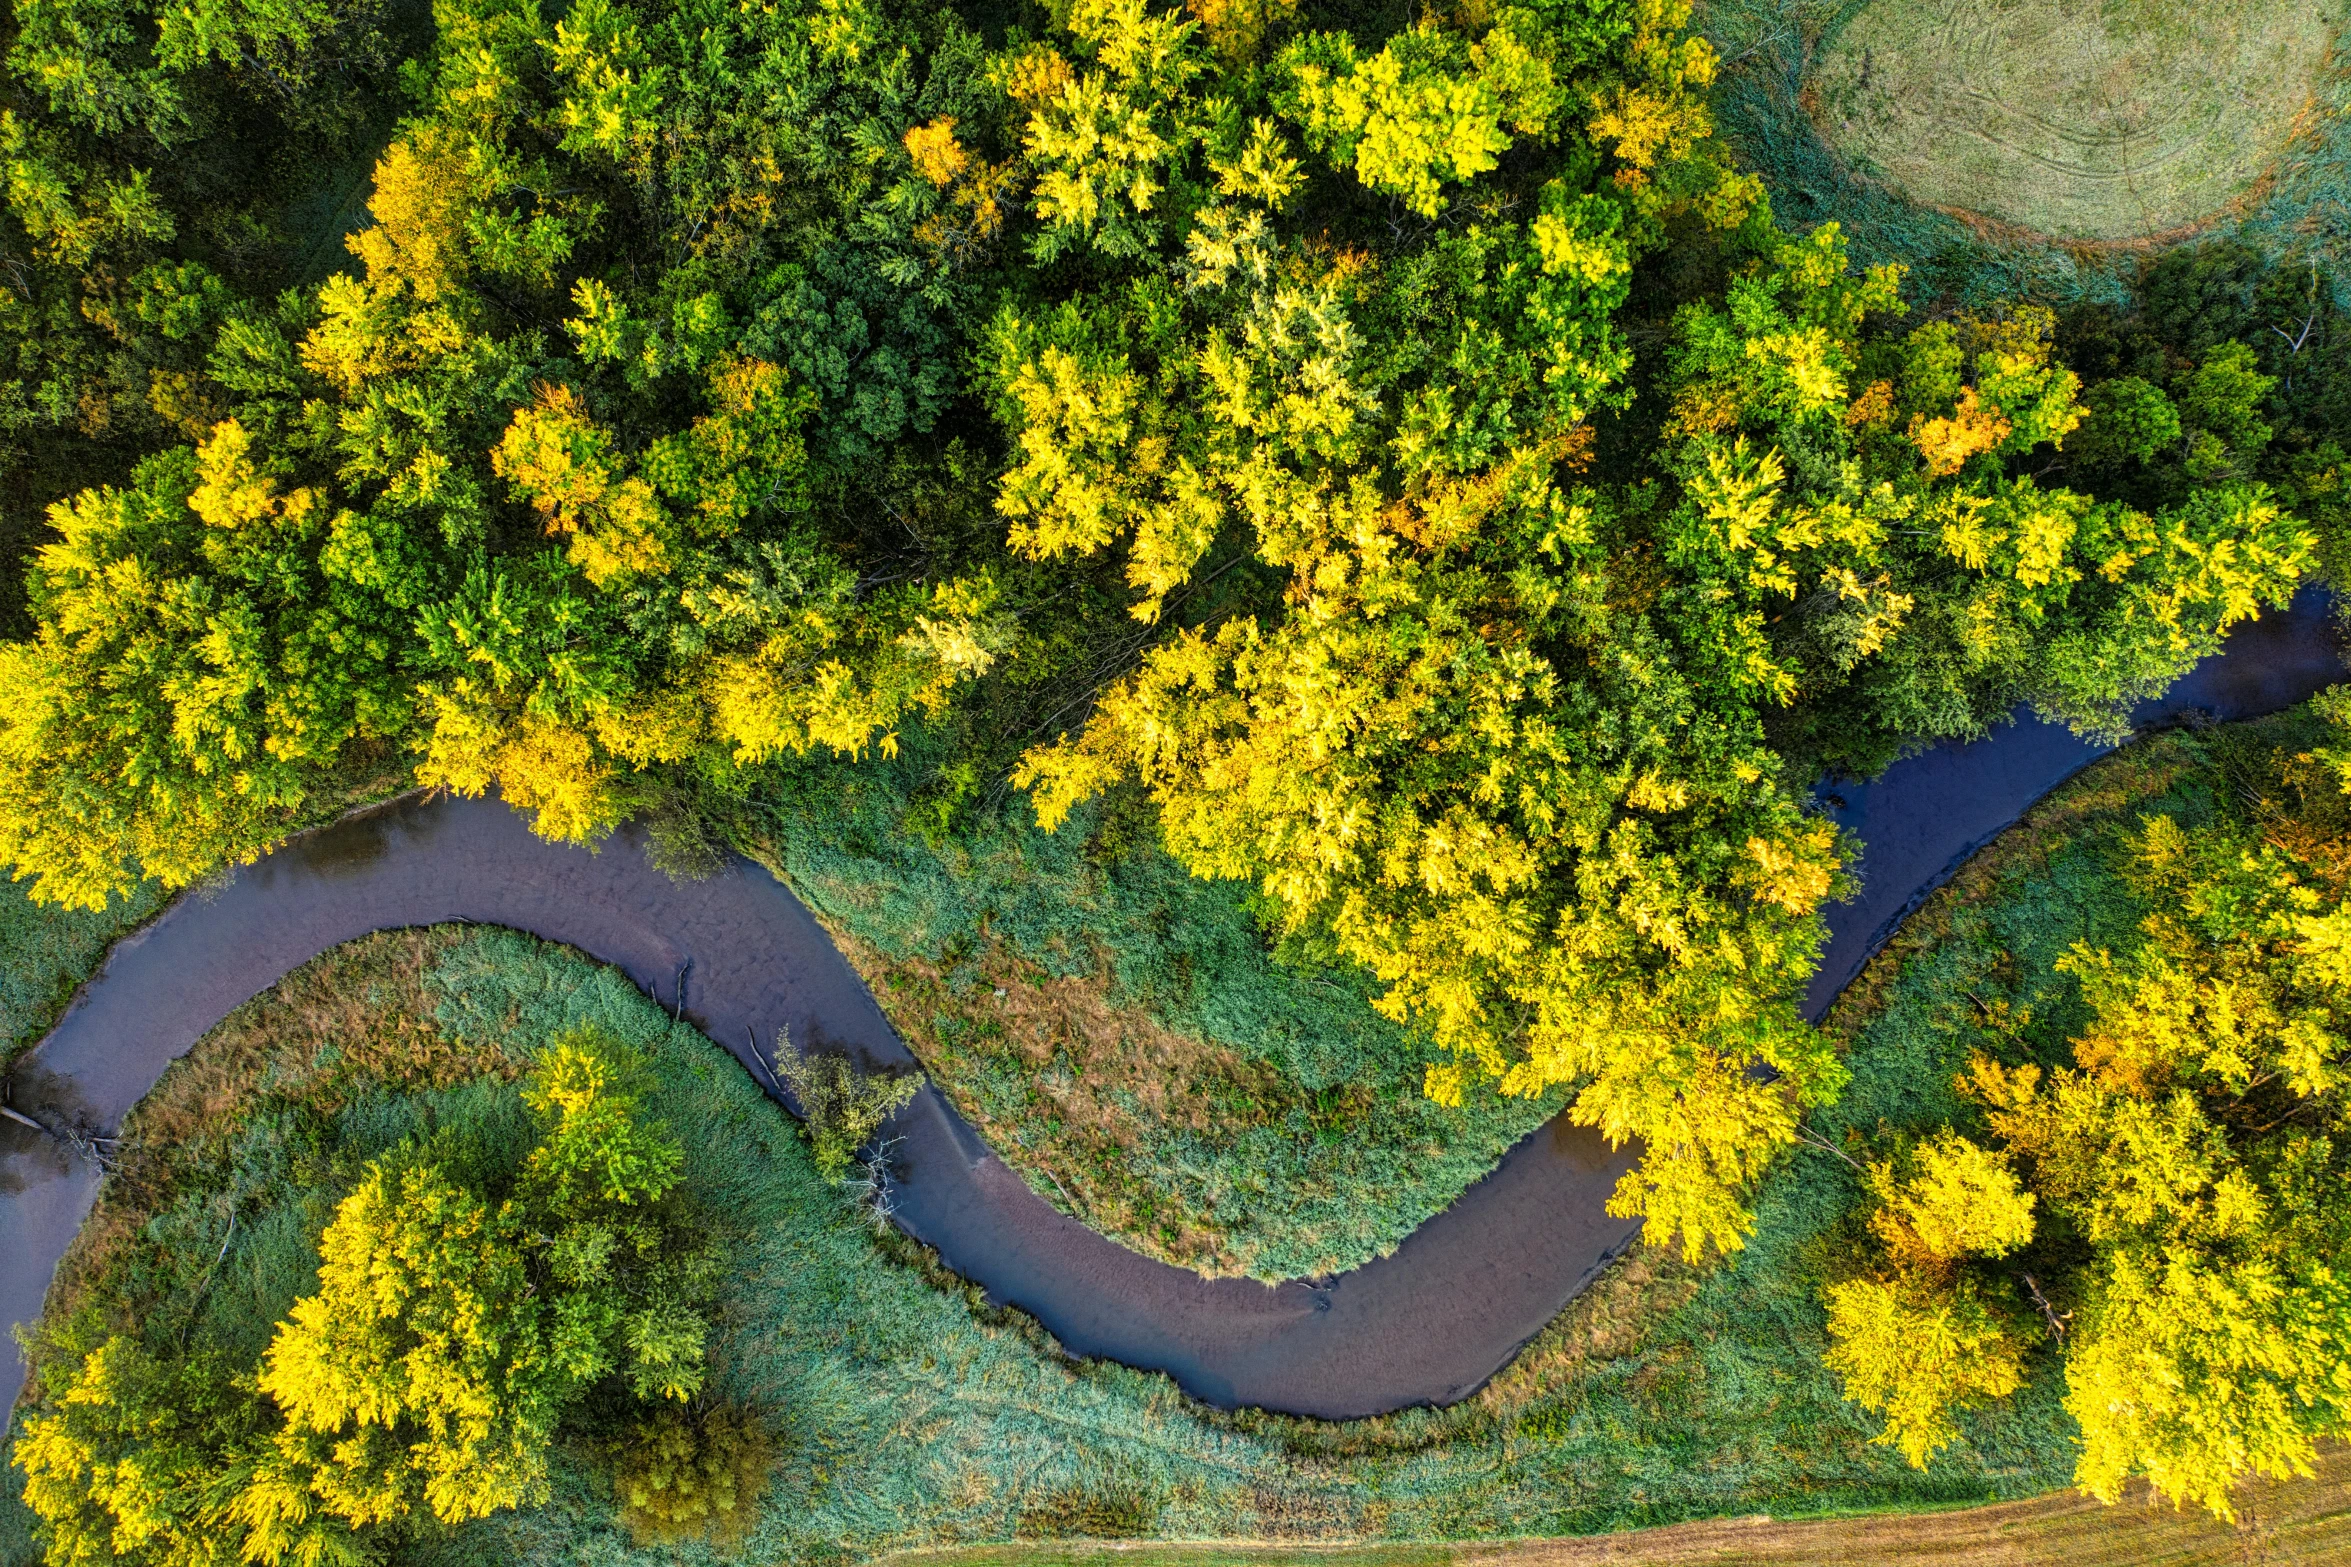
left=745, top=754, right=1562, bottom=1281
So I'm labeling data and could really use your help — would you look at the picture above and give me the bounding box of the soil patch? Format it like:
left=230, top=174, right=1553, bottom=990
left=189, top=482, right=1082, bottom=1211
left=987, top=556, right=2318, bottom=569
left=883, top=1438, right=2351, bottom=1565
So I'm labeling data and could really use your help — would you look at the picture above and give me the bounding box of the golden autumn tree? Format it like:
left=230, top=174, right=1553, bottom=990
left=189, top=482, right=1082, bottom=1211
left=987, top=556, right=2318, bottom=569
left=1824, top=702, right=2351, bottom=1516
left=14, top=1028, right=723, bottom=1565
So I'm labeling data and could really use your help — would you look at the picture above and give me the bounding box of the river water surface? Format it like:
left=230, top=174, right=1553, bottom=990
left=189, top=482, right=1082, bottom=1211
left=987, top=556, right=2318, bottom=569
left=2, top=591, right=2341, bottom=1419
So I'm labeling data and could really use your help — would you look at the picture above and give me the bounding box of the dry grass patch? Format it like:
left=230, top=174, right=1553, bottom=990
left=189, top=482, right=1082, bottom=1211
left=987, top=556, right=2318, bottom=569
left=834, top=929, right=1324, bottom=1275
left=760, top=770, right=1561, bottom=1283
left=1472, top=1247, right=1702, bottom=1427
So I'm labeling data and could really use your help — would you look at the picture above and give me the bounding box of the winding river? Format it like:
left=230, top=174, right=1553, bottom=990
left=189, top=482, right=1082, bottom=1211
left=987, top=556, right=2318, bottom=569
left=2, top=589, right=2343, bottom=1421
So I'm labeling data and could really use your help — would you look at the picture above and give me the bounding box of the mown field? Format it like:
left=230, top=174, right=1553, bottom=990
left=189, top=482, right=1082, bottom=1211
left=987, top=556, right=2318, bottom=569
left=889, top=1440, right=2351, bottom=1567
left=1808, top=0, right=2333, bottom=242
left=1696, top=0, right=2351, bottom=303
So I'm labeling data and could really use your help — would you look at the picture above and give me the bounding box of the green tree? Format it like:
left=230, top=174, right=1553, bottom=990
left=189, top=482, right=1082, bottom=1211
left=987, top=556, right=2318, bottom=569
left=0, top=0, right=1015, bottom=905
left=775, top=1038, right=923, bottom=1178
left=1973, top=792, right=2351, bottom=1518
left=612, top=1400, right=774, bottom=1547
left=1003, top=203, right=2307, bottom=1258
left=986, top=0, right=1810, bottom=1258
left=11, top=1337, right=261, bottom=1567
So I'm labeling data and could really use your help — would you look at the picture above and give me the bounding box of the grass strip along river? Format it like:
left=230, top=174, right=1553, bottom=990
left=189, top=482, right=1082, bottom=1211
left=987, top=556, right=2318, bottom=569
left=1, top=589, right=2343, bottom=1422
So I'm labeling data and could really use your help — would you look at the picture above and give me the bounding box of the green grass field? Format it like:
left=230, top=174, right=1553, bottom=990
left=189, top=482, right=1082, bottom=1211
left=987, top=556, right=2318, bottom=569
left=7, top=915, right=2081, bottom=1567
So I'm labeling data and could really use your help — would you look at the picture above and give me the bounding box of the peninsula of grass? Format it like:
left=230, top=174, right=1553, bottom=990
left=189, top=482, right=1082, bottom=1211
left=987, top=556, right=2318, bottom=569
left=742, top=753, right=1563, bottom=1282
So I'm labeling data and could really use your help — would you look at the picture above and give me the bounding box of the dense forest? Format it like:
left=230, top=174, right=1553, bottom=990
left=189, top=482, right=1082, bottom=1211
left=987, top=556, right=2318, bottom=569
left=1, top=0, right=2346, bottom=1549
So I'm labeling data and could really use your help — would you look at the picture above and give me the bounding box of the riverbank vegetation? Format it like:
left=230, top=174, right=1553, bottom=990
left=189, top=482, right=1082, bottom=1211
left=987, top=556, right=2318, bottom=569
left=4, top=924, right=2078, bottom=1567
left=0, top=0, right=2334, bottom=1285
left=7, top=929, right=752, bottom=1563
left=7, top=697, right=2349, bottom=1559
left=1814, top=702, right=2351, bottom=1518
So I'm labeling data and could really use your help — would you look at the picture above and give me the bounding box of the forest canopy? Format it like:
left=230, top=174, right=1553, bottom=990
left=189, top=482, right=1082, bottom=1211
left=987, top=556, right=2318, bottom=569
left=0, top=0, right=2336, bottom=1267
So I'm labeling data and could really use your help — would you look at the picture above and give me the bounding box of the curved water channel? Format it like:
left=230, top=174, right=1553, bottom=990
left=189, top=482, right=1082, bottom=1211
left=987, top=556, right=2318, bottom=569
left=2, top=589, right=2343, bottom=1421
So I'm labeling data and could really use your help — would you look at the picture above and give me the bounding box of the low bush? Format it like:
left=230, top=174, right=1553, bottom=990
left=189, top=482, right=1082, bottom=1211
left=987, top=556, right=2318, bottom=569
left=613, top=1400, right=774, bottom=1549
left=773, top=1042, right=922, bottom=1180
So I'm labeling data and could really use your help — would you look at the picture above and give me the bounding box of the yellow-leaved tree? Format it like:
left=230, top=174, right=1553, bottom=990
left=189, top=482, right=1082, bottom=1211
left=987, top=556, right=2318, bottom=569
left=1824, top=702, right=2351, bottom=1516
left=15, top=1027, right=727, bottom=1565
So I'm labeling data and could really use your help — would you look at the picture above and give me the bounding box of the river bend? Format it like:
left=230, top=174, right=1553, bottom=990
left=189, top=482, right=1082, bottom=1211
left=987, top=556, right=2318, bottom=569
left=2, top=590, right=2341, bottom=1419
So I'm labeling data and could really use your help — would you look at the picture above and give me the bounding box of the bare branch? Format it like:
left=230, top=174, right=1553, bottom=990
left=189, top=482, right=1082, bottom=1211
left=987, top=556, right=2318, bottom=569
left=2020, top=1271, right=2071, bottom=1344
left=1794, top=1124, right=1868, bottom=1173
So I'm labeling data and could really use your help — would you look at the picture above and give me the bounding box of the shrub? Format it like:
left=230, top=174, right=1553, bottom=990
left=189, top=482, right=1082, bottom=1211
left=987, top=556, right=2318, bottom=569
left=773, top=1041, right=921, bottom=1179
left=613, top=1401, right=774, bottom=1549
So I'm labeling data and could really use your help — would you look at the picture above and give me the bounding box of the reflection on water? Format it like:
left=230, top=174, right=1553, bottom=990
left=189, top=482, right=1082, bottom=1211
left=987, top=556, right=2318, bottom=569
left=283, top=790, right=431, bottom=880
left=1808, top=588, right=2345, bottom=1016
left=0, top=1118, right=73, bottom=1197
left=6, top=1058, right=105, bottom=1132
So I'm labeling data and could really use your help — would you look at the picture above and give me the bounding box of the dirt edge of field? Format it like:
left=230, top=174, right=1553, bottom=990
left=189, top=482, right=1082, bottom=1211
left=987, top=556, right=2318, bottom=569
left=878, top=1441, right=2351, bottom=1566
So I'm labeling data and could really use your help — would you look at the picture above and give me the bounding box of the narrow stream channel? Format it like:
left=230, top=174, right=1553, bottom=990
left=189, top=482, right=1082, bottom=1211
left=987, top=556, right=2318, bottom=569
left=2, top=589, right=2341, bottom=1420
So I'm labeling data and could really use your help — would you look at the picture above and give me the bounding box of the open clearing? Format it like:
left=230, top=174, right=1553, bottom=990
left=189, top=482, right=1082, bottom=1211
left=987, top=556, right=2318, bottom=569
left=1808, top=0, right=2340, bottom=242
